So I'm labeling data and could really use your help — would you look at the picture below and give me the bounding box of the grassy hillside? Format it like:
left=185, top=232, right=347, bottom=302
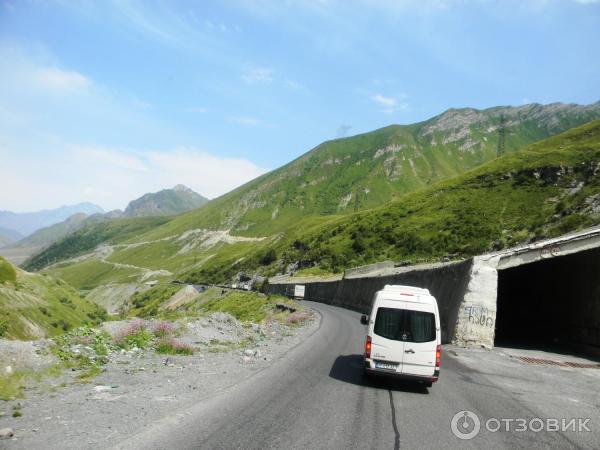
left=26, top=103, right=600, bottom=292
left=24, top=216, right=170, bottom=272
left=0, top=256, right=17, bottom=283
left=183, top=119, right=600, bottom=280
left=137, top=102, right=600, bottom=239
left=0, top=258, right=107, bottom=340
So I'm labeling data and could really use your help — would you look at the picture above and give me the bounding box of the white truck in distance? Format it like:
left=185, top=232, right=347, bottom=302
left=361, top=285, right=441, bottom=387
left=294, top=284, right=305, bottom=299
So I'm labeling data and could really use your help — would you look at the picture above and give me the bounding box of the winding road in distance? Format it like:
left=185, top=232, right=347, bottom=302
left=114, top=301, right=598, bottom=450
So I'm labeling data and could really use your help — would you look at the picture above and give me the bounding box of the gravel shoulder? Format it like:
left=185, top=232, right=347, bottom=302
left=0, top=311, right=319, bottom=449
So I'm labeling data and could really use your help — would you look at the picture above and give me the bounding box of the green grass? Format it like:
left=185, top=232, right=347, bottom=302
left=45, top=259, right=140, bottom=290
left=114, top=322, right=154, bottom=349
left=125, top=284, right=184, bottom=317
left=200, top=291, right=272, bottom=322
left=0, top=371, right=27, bottom=400
left=293, top=267, right=338, bottom=277
left=0, top=256, right=16, bottom=283
left=126, top=285, right=227, bottom=319
left=199, top=291, right=303, bottom=324
left=24, top=216, right=171, bottom=272
left=155, top=338, right=194, bottom=355
left=0, top=265, right=108, bottom=340
left=0, top=364, right=64, bottom=401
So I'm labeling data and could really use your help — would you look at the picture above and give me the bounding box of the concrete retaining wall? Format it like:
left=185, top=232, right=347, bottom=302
left=268, top=259, right=474, bottom=344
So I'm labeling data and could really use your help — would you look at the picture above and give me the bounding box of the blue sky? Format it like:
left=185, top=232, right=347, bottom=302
left=1, top=0, right=598, bottom=212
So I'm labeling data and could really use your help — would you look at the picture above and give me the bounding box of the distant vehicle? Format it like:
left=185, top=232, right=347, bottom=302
left=360, top=285, right=441, bottom=387
left=294, top=284, right=305, bottom=299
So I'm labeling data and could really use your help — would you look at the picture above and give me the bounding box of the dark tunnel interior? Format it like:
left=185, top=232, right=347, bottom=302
left=495, top=246, right=600, bottom=355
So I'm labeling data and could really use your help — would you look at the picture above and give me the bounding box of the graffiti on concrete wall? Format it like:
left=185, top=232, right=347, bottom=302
left=465, top=305, right=495, bottom=328
left=540, top=244, right=561, bottom=259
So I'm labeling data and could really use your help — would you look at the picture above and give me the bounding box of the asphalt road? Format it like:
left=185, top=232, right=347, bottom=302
left=114, top=301, right=598, bottom=449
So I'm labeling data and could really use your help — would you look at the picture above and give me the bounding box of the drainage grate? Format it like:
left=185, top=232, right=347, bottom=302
left=517, top=356, right=600, bottom=369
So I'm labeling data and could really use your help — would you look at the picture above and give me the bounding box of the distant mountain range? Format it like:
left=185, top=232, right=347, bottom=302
left=0, top=227, right=23, bottom=247
left=0, top=202, right=103, bottom=237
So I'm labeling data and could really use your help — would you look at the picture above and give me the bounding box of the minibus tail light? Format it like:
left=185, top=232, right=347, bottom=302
left=436, top=345, right=441, bottom=367
left=365, top=336, right=372, bottom=358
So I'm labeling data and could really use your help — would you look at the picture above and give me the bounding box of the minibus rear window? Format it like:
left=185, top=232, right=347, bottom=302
left=374, top=308, right=436, bottom=343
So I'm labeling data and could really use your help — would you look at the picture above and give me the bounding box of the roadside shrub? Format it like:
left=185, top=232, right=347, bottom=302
left=59, top=297, right=75, bottom=309
left=115, top=319, right=153, bottom=349
left=286, top=311, right=311, bottom=326
left=0, top=318, right=8, bottom=337
left=152, top=320, right=174, bottom=337
left=155, top=338, right=194, bottom=355
left=52, top=319, right=71, bottom=331
left=87, top=305, right=108, bottom=323
left=259, top=248, right=277, bottom=265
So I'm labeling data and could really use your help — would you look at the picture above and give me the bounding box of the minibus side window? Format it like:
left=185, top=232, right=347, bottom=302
left=374, top=307, right=435, bottom=342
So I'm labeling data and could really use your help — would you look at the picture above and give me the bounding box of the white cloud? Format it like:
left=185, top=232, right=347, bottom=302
left=285, top=80, right=302, bottom=90
left=0, top=145, right=269, bottom=211
left=228, top=115, right=263, bottom=126
left=0, top=45, right=271, bottom=212
left=371, top=93, right=397, bottom=106
left=371, top=93, right=409, bottom=114
left=36, top=67, right=91, bottom=92
left=71, top=146, right=150, bottom=172
left=241, top=66, right=274, bottom=84
left=146, top=148, right=268, bottom=198
left=184, top=106, right=209, bottom=113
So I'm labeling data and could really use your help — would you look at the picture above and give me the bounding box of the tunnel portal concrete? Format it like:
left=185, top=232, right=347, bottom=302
left=495, top=246, right=600, bottom=353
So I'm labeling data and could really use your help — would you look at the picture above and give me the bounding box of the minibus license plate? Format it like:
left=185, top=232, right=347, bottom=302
left=375, top=361, right=397, bottom=370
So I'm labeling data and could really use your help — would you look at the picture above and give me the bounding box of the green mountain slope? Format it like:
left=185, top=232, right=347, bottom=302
left=24, top=216, right=171, bottom=272
left=0, top=257, right=106, bottom=340
left=26, top=103, right=600, bottom=291
left=188, top=118, right=600, bottom=280
left=123, top=184, right=209, bottom=218
left=139, top=102, right=600, bottom=238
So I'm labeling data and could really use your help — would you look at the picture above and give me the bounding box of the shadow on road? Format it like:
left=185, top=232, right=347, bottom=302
left=329, top=354, right=429, bottom=394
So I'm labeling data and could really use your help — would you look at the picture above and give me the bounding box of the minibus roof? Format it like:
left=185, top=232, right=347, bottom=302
left=382, top=285, right=430, bottom=296
left=376, top=285, right=436, bottom=305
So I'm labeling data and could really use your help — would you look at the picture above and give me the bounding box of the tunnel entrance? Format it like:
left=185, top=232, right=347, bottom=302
left=495, top=246, right=600, bottom=355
